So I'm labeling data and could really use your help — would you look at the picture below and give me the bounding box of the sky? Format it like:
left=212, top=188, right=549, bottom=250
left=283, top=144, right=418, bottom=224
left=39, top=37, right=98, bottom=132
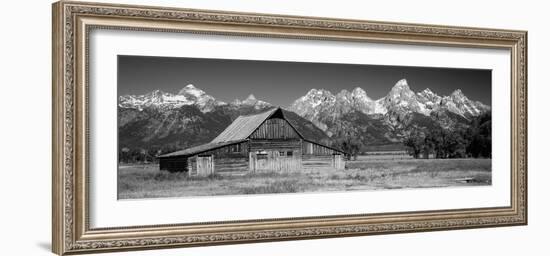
left=118, top=55, right=492, bottom=106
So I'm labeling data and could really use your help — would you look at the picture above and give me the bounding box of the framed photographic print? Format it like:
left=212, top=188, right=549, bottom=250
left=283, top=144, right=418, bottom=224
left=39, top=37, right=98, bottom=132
left=52, top=1, right=527, bottom=255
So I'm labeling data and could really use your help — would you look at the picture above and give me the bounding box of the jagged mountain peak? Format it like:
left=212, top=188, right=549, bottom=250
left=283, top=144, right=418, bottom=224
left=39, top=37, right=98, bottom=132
left=419, top=88, right=435, bottom=95
left=231, top=93, right=272, bottom=109
left=306, top=88, right=334, bottom=97
left=246, top=94, right=257, bottom=101
left=178, top=84, right=206, bottom=97
left=352, top=87, right=367, bottom=96
left=298, top=89, right=336, bottom=105
left=385, top=79, right=418, bottom=103
left=417, top=88, right=441, bottom=102
left=351, top=87, right=372, bottom=102
left=393, top=78, right=410, bottom=89
left=385, top=79, right=416, bottom=102
left=334, top=87, right=374, bottom=106
left=450, top=89, right=466, bottom=99
left=242, top=94, right=259, bottom=105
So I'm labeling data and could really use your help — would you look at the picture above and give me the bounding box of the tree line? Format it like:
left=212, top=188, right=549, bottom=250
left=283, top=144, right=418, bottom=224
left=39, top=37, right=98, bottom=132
left=403, top=112, right=491, bottom=159
left=333, top=137, right=361, bottom=160
left=118, top=145, right=180, bottom=164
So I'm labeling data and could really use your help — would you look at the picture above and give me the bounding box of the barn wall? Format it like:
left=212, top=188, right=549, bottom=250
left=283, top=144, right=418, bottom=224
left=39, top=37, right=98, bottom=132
left=198, top=141, right=249, bottom=174
left=200, top=141, right=249, bottom=157
left=248, top=139, right=302, bottom=172
left=249, top=139, right=301, bottom=151
left=302, top=141, right=340, bottom=155
left=249, top=149, right=302, bottom=172
left=214, top=156, right=249, bottom=174
left=159, top=157, right=189, bottom=172
left=249, top=118, right=300, bottom=140
left=301, top=141, right=345, bottom=170
left=160, top=141, right=250, bottom=174
left=188, top=157, right=197, bottom=176
left=195, top=155, right=214, bottom=176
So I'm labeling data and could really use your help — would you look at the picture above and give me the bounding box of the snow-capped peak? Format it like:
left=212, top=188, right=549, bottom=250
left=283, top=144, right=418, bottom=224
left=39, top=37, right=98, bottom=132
left=351, top=87, right=371, bottom=100
left=386, top=79, right=416, bottom=99
left=241, top=94, right=260, bottom=105
left=231, top=94, right=272, bottom=109
left=246, top=94, right=257, bottom=101
left=336, top=89, right=351, bottom=100
left=420, top=88, right=435, bottom=96
left=393, top=79, right=410, bottom=89
left=306, top=88, right=333, bottom=98
left=178, top=84, right=206, bottom=97
left=417, top=88, right=441, bottom=102
left=381, top=79, right=429, bottom=116
left=450, top=89, right=466, bottom=99
left=439, top=89, right=485, bottom=117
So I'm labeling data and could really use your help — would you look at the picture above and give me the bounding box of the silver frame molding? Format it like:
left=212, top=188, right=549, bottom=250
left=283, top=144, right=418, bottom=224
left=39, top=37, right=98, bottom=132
left=52, top=1, right=527, bottom=255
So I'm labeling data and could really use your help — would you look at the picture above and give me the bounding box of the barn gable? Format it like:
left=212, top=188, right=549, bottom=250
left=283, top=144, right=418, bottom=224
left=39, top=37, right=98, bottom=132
left=249, top=118, right=301, bottom=140
left=211, top=108, right=304, bottom=143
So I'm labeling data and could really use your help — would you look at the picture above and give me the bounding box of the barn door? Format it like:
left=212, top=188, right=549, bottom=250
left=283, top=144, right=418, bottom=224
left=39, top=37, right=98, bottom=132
left=196, top=155, right=214, bottom=176
left=250, top=151, right=269, bottom=173
left=333, top=154, right=344, bottom=170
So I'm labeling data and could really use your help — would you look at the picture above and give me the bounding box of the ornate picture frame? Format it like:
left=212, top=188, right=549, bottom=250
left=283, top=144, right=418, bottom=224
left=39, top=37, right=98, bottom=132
left=52, top=1, right=527, bottom=255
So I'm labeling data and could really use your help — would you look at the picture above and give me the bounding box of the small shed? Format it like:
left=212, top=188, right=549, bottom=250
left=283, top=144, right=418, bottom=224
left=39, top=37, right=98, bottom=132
left=158, top=107, right=345, bottom=175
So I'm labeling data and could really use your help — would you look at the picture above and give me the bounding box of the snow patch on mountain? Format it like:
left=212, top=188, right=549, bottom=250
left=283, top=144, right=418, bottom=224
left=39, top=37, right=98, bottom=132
left=231, top=94, right=272, bottom=109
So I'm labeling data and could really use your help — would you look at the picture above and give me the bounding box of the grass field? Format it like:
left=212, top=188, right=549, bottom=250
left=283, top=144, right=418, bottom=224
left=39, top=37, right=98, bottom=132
left=118, top=157, right=491, bottom=199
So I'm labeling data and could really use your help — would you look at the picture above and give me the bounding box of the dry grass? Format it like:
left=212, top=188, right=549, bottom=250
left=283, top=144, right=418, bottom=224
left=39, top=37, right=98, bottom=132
left=118, top=158, right=491, bottom=199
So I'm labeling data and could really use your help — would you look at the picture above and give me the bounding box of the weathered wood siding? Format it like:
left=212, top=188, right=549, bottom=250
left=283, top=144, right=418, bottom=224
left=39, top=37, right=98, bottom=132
left=214, top=156, right=249, bottom=174
left=200, top=141, right=249, bottom=157
left=188, top=157, right=197, bottom=176
left=249, top=118, right=300, bottom=140
left=196, top=155, right=214, bottom=176
left=249, top=150, right=302, bottom=172
left=250, top=139, right=301, bottom=151
left=191, top=141, right=250, bottom=175
left=302, top=141, right=339, bottom=155
left=302, top=141, right=345, bottom=170
left=162, top=141, right=249, bottom=174
left=205, top=141, right=247, bottom=174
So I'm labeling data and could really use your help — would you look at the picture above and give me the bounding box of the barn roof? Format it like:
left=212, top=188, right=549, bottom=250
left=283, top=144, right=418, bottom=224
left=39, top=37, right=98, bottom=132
left=157, top=139, right=246, bottom=158
left=211, top=107, right=302, bottom=143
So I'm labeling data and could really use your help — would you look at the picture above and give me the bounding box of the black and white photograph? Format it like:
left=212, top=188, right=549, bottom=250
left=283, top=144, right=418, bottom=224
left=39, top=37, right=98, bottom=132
left=1, top=0, right=540, bottom=255
left=117, top=55, right=492, bottom=199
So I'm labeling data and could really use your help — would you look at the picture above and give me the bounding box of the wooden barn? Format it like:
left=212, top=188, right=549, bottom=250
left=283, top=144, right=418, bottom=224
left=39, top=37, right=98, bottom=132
left=158, top=107, right=345, bottom=176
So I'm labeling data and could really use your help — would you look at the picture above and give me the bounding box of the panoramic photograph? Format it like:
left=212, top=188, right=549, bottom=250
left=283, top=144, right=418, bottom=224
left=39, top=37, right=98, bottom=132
left=117, top=55, right=492, bottom=199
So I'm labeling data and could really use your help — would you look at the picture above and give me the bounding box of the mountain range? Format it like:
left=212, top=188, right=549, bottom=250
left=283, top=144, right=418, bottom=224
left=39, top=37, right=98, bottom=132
left=118, top=79, right=490, bottom=153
